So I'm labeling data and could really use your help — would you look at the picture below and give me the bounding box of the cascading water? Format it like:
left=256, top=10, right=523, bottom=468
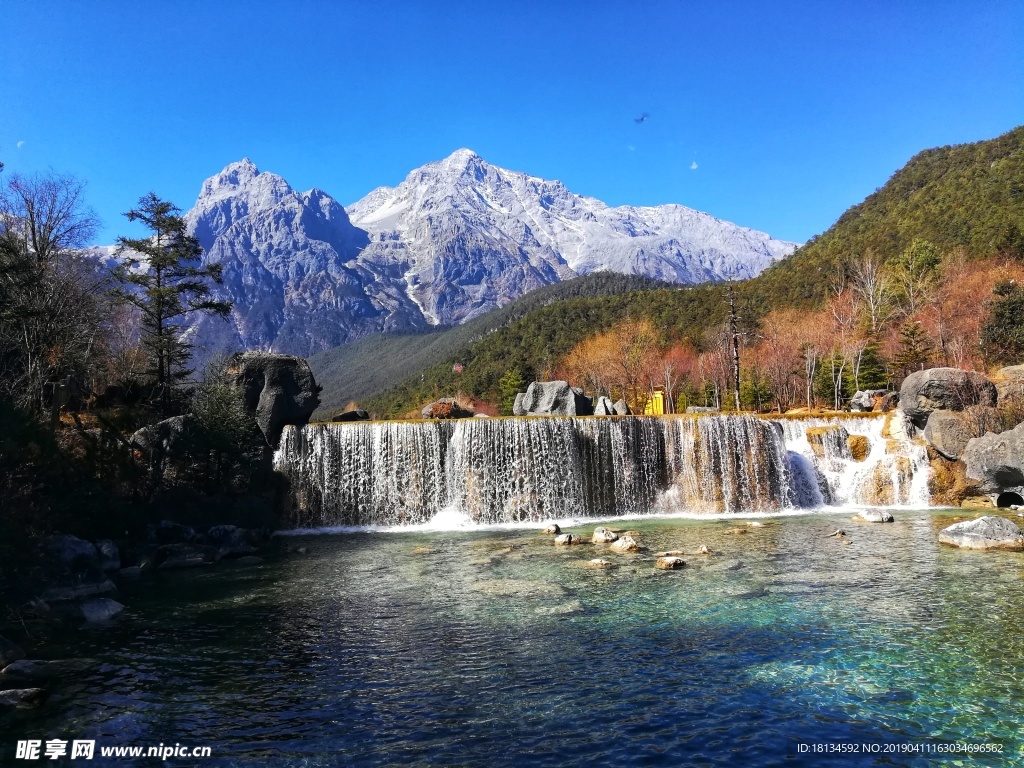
left=274, top=412, right=932, bottom=528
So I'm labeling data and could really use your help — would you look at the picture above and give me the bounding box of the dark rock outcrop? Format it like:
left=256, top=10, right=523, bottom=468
left=963, top=421, right=1024, bottom=497
left=0, top=688, right=46, bottom=709
left=899, top=368, right=997, bottom=428
left=938, top=516, right=1024, bottom=550
left=95, top=540, right=120, bottom=572
left=78, top=598, right=125, bottom=623
left=226, top=352, right=321, bottom=447
left=512, top=381, right=594, bottom=416
left=131, top=415, right=197, bottom=459
left=331, top=409, right=370, bottom=422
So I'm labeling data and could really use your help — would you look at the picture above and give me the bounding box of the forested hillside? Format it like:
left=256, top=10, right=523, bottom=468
left=309, top=273, right=671, bottom=416
left=343, top=126, right=1024, bottom=418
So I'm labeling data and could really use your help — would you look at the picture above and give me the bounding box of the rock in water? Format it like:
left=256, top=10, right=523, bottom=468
left=899, top=368, right=997, bottom=429
left=554, top=534, right=582, bottom=545
left=516, top=381, right=594, bottom=416
left=542, top=523, right=561, bottom=535
left=592, top=527, right=619, bottom=544
left=939, top=516, right=1024, bottom=550
left=95, top=540, right=120, bottom=572
left=856, top=509, right=894, bottom=523
left=78, top=598, right=125, bottom=623
left=0, top=688, right=46, bottom=709
left=656, top=556, right=686, bottom=570
left=610, top=535, right=639, bottom=552
left=226, top=352, right=321, bottom=447
left=847, top=434, right=869, bottom=462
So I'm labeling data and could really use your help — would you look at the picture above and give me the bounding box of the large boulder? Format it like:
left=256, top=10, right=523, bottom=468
left=899, top=368, right=996, bottom=428
left=938, top=516, right=1024, bottom=550
left=850, top=389, right=888, bottom=412
left=995, top=365, right=1024, bottom=403
left=963, top=421, right=1024, bottom=497
left=421, top=398, right=474, bottom=419
left=924, top=410, right=974, bottom=461
left=593, top=396, right=616, bottom=416
left=225, top=352, right=321, bottom=447
left=514, top=381, right=594, bottom=417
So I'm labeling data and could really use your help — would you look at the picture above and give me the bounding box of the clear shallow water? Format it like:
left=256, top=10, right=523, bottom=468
left=4, top=510, right=1024, bottom=767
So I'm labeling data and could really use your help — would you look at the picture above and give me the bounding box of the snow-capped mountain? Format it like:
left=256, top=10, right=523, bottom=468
left=154, top=152, right=798, bottom=358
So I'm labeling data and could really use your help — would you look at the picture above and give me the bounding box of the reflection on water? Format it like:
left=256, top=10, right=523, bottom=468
left=4, top=511, right=1023, bottom=766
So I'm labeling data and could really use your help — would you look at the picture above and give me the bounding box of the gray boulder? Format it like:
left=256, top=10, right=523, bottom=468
left=512, top=392, right=527, bottom=416
left=0, top=635, right=25, bottom=668
left=924, top=410, right=974, bottom=461
left=899, top=368, right=997, bottom=428
left=131, top=415, right=197, bottom=459
left=594, top=396, right=616, bottom=416
left=938, top=516, right=1024, bottom=550
left=515, top=381, right=594, bottom=416
left=850, top=389, right=887, bottom=412
left=0, top=688, right=46, bottom=709
left=613, top=399, right=631, bottom=416
left=331, top=409, right=370, bottom=422
left=41, top=535, right=98, bottom=572
left=592, top=527, right=618, bottom=544
left=226, top=352, right=321, bottom=447
left=963, top=421, right=1024, bottom=497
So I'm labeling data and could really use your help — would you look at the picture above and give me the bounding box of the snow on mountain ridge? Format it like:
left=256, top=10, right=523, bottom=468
left=111, top=151, right=799, bottom=364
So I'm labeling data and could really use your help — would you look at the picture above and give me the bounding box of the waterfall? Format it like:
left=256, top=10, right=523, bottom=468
left=274, top=413, right=932, bottom=528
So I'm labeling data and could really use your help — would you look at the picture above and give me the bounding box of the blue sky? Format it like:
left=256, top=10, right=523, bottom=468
left=1, top=1, right=1022, bottom=244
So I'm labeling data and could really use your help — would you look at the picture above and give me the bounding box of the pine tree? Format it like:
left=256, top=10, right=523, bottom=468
left=980, top=280, right=1024, bottom=364
left=497, top=368, right=525, bottom=415
left=112, top=194, right=231, bottom=412
left=893, top=322, right=935, bottom=377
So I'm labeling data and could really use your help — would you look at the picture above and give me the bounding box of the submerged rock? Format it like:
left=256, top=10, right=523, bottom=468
left=554, top=534, right=582, bottom=546
left=856, top=509, right=895, bottom=523
left=542, top=523, right=561, bottom=535
left=938, top=516, right=1024, bottom=550
left=1, top=659, right=96, bottom=680
left=592, top=527, right=618, bottom=544
left=656, top=556, right=686, bottom=570
left=78, top=598, right=125, bottom=623
left=610, top=535, right=638, bottom=552
left=471, top=579, right=567, bottom=598
left=587, top=559, right=614, bottom=568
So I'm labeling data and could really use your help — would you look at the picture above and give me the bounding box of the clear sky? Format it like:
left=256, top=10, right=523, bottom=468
left=2, top=1, right=1022, bottom=244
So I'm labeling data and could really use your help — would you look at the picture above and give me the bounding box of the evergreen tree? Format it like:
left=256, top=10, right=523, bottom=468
left=893, top=321, right=935, bottom=377
left=112, top=194, right=230, bottom=412
left=980, top=280, right=1024, bottom=364
left=497, top=367, right=525, bottom=416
